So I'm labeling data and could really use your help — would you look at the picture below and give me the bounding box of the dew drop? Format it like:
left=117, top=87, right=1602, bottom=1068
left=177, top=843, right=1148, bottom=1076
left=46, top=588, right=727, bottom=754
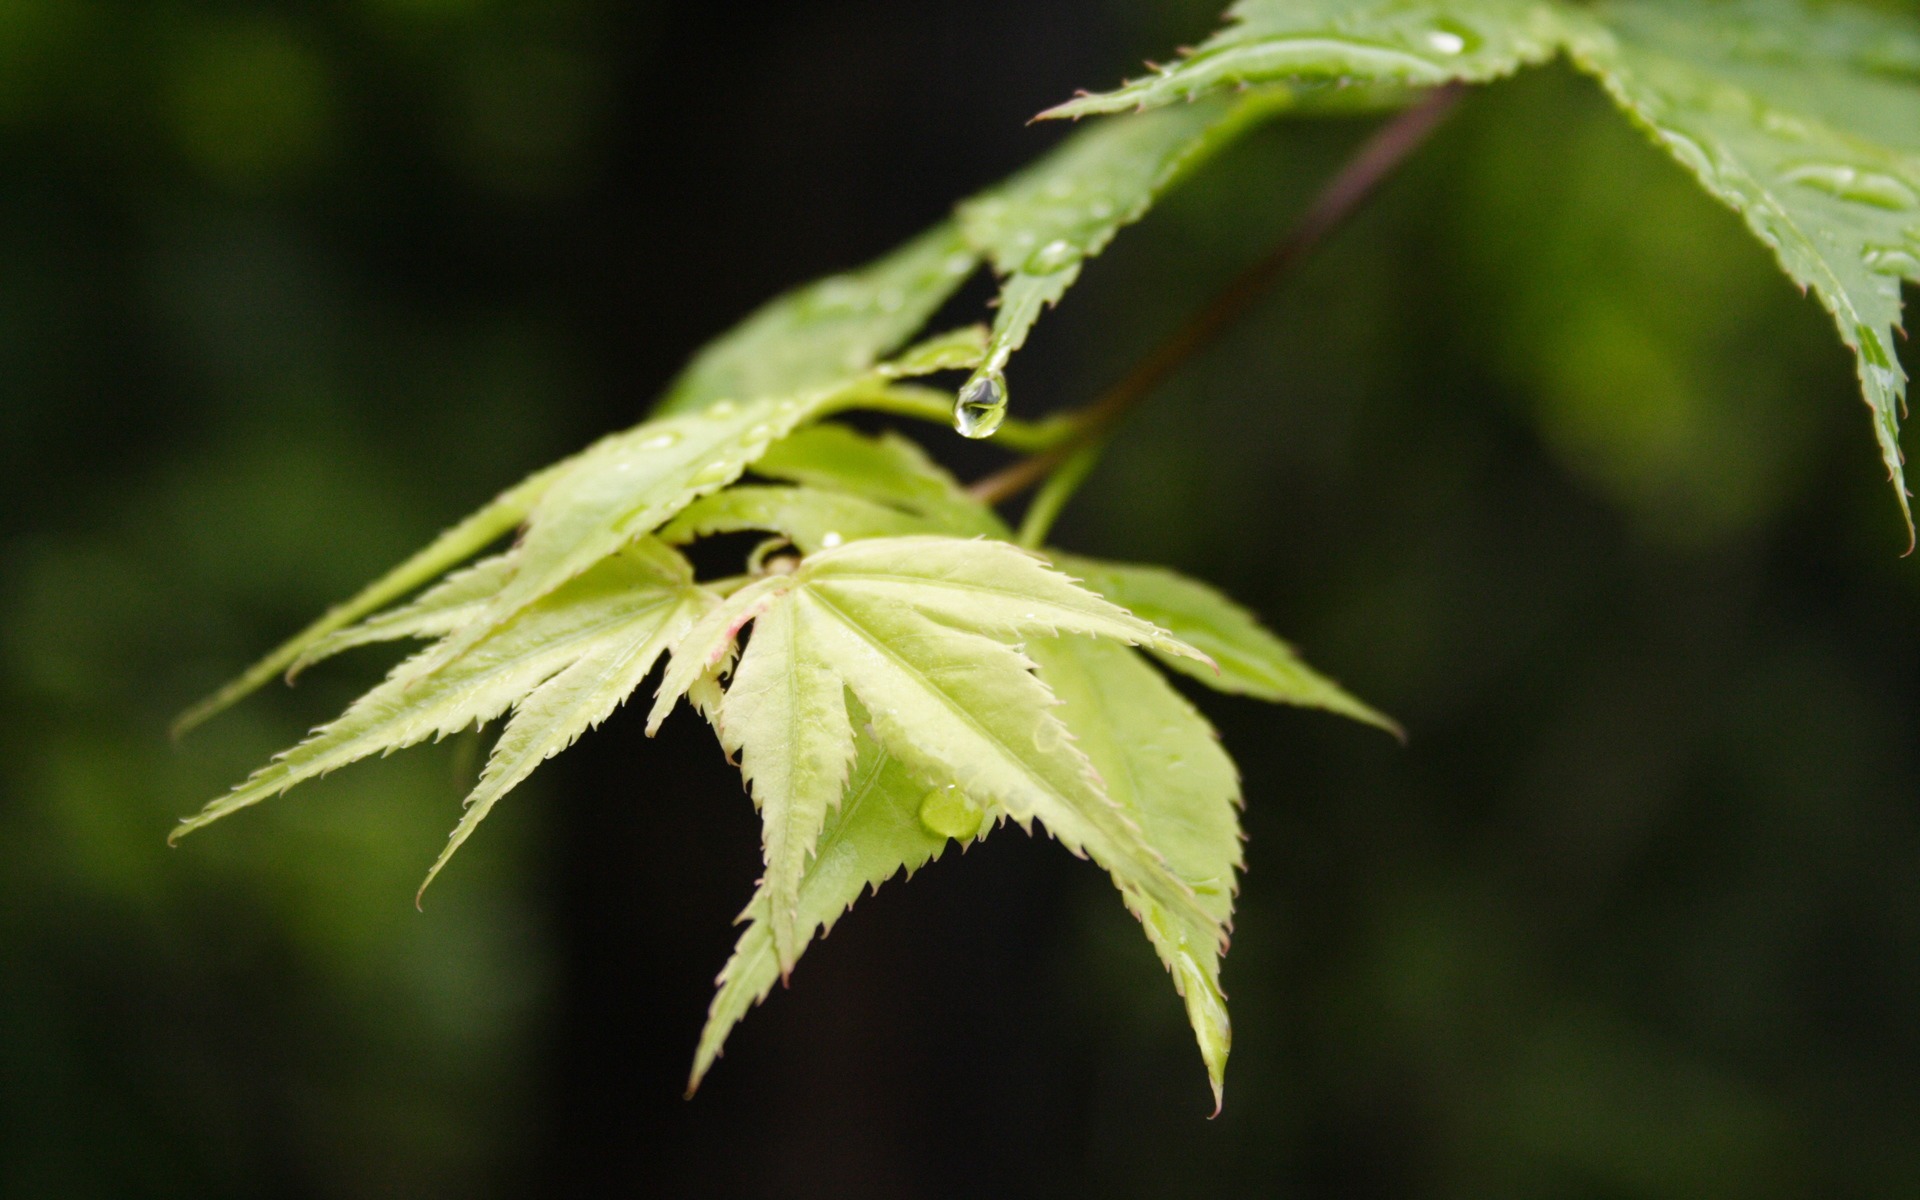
left=1427, top=19, right=1479, bottom=55
left=1865, top=245, right=1920, bottom=276
left=918, top=785, right=983, bottom=842
left=953, top=371, right=1007, bottom=439
left=1026, top=238, right=1078, bottom=273
left=1781, top=163, right=1918, bottom=211
left=639, top=431, right=682, bottom=450
left=1089, top=200, right=1114, bottom=220
left=690, top=461, right=733, bottom=486
left=705, top=399, right=739, bottom=418
left=818, top=531, right=844, bottom=549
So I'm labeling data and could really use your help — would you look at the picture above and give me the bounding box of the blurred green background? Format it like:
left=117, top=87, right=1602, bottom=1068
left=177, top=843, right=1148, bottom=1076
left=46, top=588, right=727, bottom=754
left=4, top=2, right=1919, bottom=1196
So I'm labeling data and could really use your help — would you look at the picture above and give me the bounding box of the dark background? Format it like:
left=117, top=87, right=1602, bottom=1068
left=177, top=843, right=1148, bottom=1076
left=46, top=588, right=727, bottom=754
left=4, top=1, right=1919, bottom=1196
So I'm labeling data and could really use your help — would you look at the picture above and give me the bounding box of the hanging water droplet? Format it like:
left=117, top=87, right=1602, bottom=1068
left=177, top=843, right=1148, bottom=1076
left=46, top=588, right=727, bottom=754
left=918, top=785, right=983, bottom=841
left=639, top=431, right=683, bottom=450
left=1026, top=238, right=1078, bottom=273
left=953, top=370, right=1008, bottom=439
left=1781, top=163, right=1918, bottom=211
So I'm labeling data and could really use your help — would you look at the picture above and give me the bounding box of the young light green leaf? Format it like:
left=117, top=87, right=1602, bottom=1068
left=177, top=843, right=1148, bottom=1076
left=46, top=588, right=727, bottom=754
left=1050, top=553, right=1399, bottom=735
left=690, top=722, right=953, bottom=1094
left=1564, top=0, right=1920, bottom=535
left=650, top=536, right=1220, bottom=947
left=172, top=541, right=700, bottom=844
left=1041, top=0, right=1569, bottom=119
left=800, top=536, right=1209, bottom=661
left=653, top=222, right=979, bottom=417
left=427, top=329, right=1002, bottom=680
left=647, top=575, right=792, bottom=735
left=415, top=389, right=840, bottom=679
left=659, top=485, right=946, bottom=554
left=716, top=599, right=860, bottom=974
left=288, top=553, right=520, bottom=678
left=956, top=93, right=1294, bottom=406
left=795, top=592, right=1215, bottom=951
left=1029, top=636, right=1242, bottom=1112
left=171, top=459, right=567, bottom=736
left=752, top=424, right=1009, bottom=538
left=417, top=584, right=708, bottom=903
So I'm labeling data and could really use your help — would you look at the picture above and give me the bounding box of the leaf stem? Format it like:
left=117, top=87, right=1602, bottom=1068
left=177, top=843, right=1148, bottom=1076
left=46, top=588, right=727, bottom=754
left=970, top=82, right=1468, bottom=509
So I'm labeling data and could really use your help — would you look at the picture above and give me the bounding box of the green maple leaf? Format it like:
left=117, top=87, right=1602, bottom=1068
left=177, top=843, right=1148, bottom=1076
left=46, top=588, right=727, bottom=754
left=649, top=536, right=1225, bottom=1002
left=660, top=485, right=948, bottom=555
left=1050, top=553, right=1400, bottom=735
left=751, top=422, right=1010, bottom=538
left=951, top=91, right=1297, bottom=428
left=1049, top=0, right=1920, bottom=534
left=175, top=334, right=984, bottom=735
left=172, top=539, right=709, bottom=893
left=653, top=222, right=980, bottom=417
left=1564, top=0, right=1920, bottom=537
left=1040, top=0, right=1567, bottom=119
left=689, top=718, right=951, bottom=1094
left=1027, top=635, right=1244, bottom=1111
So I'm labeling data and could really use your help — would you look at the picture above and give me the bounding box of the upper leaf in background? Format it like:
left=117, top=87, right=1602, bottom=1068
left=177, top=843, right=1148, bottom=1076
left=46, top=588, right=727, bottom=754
left=950, top=92, right=1295, bottom=435
left=1052, top=0, right=1920, bottom=534
left=1564, top=0, right=1920, bottom=537
left=653, top=222, right=979, bottom=417
left=1041, top=0, right=1567, bottom=119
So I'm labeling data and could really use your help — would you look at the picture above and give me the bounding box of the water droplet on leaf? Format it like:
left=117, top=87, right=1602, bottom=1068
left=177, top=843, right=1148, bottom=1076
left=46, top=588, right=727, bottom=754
left=953, top=371, right=1007, bottom=439
left=705, top=399, right=739, bottom=418
left=639, top=431, right=682, bottom=450
left=918, top=785, right=983, bottom=841
left=1027, top=238, right=1078, bottom=273
left=1864, top=245, right=1920, bottom=276
left=1427, top=19, right=1479, bottom=55
left=818, top=531, right=844, bottom=549
left=1781, top=163, right=1918, bottom=211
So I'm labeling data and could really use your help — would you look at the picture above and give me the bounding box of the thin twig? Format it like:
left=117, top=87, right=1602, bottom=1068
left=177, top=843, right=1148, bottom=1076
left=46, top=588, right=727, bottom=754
left=969, top=82, right=1468, bottom=507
